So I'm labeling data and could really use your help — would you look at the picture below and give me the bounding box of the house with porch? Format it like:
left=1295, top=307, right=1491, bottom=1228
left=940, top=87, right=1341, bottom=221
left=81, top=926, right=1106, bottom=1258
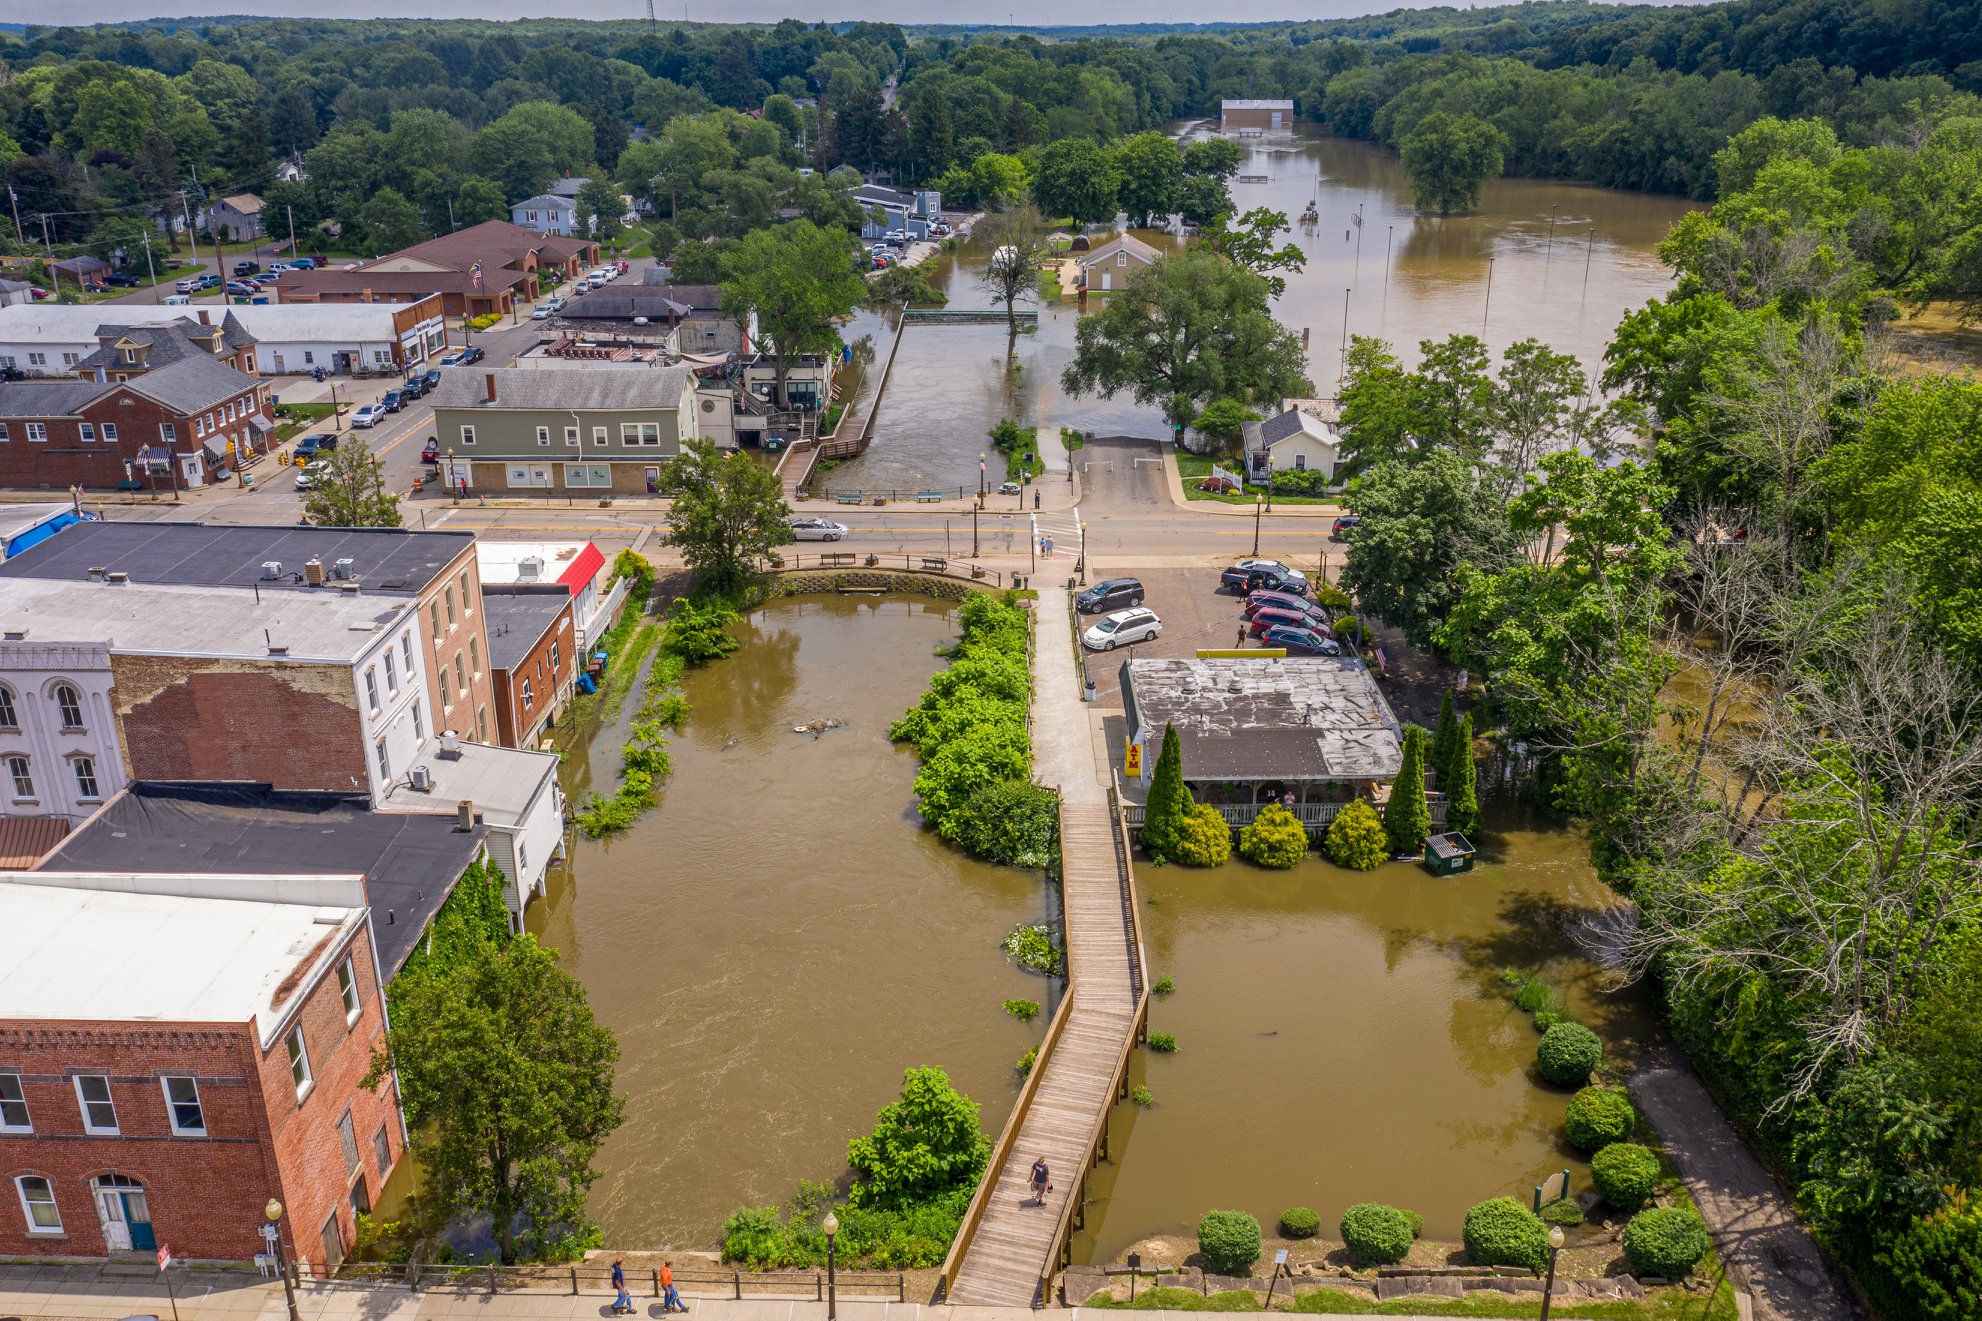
left=1117, top=655, right=1442, bottom=834
left=1076, top=234, right=1160, bottom=293
left=1242, top=405, right=1344, bottom=483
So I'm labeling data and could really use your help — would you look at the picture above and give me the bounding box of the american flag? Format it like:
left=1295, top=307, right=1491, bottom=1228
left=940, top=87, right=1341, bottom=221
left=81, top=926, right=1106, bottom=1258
left=470, top=261, right=483, bottom=291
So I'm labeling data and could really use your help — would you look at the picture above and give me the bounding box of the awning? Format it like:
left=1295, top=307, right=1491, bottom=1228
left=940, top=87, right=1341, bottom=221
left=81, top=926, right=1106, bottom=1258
left=556, top=542, right=606, bottom=592
left=202, top=438, right=229, bottom=465
left=248, top=415, right=274, bottom=435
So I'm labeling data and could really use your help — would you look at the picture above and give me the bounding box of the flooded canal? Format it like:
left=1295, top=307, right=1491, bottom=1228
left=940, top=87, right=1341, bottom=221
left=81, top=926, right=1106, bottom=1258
left=827, top=129, right=1694, bottom=493
left=536, top=599, right=1649, bottom=1256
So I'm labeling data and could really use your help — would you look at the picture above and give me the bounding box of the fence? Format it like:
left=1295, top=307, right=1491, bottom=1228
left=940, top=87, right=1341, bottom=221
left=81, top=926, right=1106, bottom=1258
left=817, top=486, right=1038, bottom=505
left=296, top=1260, right=905, bottom=1301
left=765, top=552, right=1015, bottom=589
left=1119, top=795, right=1449, bottom=831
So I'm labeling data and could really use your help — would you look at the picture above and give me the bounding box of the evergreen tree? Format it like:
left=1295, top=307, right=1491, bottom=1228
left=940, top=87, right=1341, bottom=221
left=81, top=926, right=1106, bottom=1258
left=1431, top=689, right=1458, bottom=789
left=1447, top=712, right=1481, bottom=837
left=1386, top=725, right=1432, bottom=857
left=1142, top=723, right=1192, bottom=859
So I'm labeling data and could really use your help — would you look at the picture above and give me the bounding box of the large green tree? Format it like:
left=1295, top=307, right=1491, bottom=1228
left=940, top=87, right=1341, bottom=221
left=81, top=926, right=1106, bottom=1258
left=844, top=1067, right=989, bottom=1210
left=1386, top=726, right=1432, bottom=857
left=303, top=439, right=402, bottom=528
left=1339, top=451, right=1514, bottom=652
left=1030, top=136, right=1120, bottom=227
left=1112, top=131, right=1182, bottom=227
left=1399, top=112, right=1509, bottom=215
left=1199, top=207, right=1307, bottom=298
left=720, top=219, right=866, bottom=410
left=660, top=439, right=792, bottom=593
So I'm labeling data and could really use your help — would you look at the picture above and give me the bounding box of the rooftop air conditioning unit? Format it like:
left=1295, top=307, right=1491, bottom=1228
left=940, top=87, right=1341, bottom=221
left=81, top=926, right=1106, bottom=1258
left=409, top=765, right=433, bottom=791
left=332, top=558, right=355, bottom=580
left=438, top=731, right=462, bottom=760
left=261, top=560, right=282, bottom=580
left=518, top=556, right=544, bottom=582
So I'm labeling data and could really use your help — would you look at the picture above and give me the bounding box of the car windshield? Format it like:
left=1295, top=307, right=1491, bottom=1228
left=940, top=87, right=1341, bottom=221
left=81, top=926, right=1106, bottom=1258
left=1095, top=618, right=1120, bottom=633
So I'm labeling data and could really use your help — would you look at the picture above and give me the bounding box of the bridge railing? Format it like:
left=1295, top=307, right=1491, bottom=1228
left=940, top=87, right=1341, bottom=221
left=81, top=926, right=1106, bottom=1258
left=763, top=554, right=1008, bottom=588
left=298, top=1261, right=905, bottom=1300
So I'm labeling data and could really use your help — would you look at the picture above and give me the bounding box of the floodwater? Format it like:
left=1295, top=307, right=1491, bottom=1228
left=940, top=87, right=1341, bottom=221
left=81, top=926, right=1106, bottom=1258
left=537, top=600, right=1651, bottom=1257
left=827, top=128, right=1695, bottom=493
left=530, top=594, right=1044, bottom=1248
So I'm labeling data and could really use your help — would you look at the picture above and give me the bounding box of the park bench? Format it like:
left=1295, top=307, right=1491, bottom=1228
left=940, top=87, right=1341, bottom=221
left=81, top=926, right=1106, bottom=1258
left=820, top=552, right=856, bottom=567
left=919, top=557, right=948, bottom=572
left=834, top=491, right=864, bottom=505
left=916, top=490, right=944, bottom=502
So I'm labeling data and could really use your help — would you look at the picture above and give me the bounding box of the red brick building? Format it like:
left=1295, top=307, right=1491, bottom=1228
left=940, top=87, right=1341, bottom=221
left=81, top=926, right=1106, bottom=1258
left=483, top=587, right=576, bottom=748
left=279, top=221, right=600, bottom=320
left=0, top=872, right=403, bottom=1266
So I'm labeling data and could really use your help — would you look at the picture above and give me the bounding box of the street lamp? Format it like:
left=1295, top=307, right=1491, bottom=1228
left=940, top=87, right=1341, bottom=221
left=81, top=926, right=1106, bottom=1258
left=1252, top=492, right=1264, bottom=558
left=1539, top=1225, right=1565, bottom=1321
left=263, top=1199, right=303, bottom=1321
left=978, top=451, right=987, bottom=500
left=447, top=448, right=458, bottom=502
left=821, top=1210, right=839, bottom=1321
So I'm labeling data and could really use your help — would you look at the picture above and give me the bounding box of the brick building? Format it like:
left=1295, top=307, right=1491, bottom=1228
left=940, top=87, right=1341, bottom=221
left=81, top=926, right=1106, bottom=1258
left=0, top=870, right=403, bottom=1266
left=483, top=588, right=575, bottom=749
left=279, top=221, right=600, bottom=320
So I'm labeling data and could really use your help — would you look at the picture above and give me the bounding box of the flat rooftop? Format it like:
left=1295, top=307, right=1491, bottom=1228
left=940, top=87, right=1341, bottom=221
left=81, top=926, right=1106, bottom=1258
left=0, top=576, right=417, bottom=663
left=1122, top=656, right=1403, bottom=781
left=0, top=521, right=472, bottom=596
left=378, top=738, right=560, bottom=823
left=42, top=783, right=488, bottom=976
left=483, top=591, right=569, bottom=673
left=0, top=876, right=361, bottom=1040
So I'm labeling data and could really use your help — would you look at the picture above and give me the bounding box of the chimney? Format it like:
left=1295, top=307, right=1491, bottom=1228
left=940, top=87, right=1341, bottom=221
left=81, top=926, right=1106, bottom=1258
left=456, top=799, right=475, bottom=831
left=304, top=558, right=324, bottom=586
left=484, top=372, right=498, bottom=403
left=85, top=566, right=106, bottom=581
left=104, top=571, right=129, bottom=585
left=198, top=309, right=210, bottom=326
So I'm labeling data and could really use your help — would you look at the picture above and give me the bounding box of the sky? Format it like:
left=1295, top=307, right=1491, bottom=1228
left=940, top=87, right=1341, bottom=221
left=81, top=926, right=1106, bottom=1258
left=8, top=0, right=1697, bottom=28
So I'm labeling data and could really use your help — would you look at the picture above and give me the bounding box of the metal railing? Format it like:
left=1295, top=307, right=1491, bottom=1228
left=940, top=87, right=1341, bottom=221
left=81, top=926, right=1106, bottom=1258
left=821, top=486, right=1030, bottom=504
left=765, top=553, right=1005, bottom=588
left=298, top=1260, right=905, bottom=1300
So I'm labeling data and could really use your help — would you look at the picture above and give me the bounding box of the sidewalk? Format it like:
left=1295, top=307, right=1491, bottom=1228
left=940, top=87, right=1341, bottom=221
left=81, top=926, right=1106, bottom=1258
left=1029, top=586, right=1106, bottom=806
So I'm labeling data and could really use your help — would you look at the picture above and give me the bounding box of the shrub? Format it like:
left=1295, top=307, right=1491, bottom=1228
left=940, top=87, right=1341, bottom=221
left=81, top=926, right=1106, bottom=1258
left=1174, top=803, right=1233, bottom=867
left=1622, top=1207, right=1710, bottom=1279
left=1142, top=724, right=1192, bottom=858
left=1591, top=1142, right=1662, bottom=1211
left=1533, top=1009, right=1567, bottom=1033
left=1197, top=1210, right=1263, bottom=1275
left=1386, top=726, right=1431, bottom=857
left=1003, top=998, right=1040, bottom=1022
left=1153, top=976, right=1176, bottom=996
left=1148, top=1031, right=1179, bottom=1053
left=1325, top=799, right=1388, bottom=870
left=1239, top=804, right=1308, bottom=868
left=1882, top=1196, right=1982, bottom=1321
left=947, top=779, right=1059, bottom=867
left=1462, top=1197, right=1550, bottom=1273
left=1131, top=1084, right=1155, bottom=1107
left=1513, top=978, right=1557, bottom=1013
left=1334, top=613, right=1363, bottom=644
left=1279, top=1207, right=1321, bottom=1239
left=1001, top=924, right=1063, bottom=975
left=1540, top=1197, right=1584, bottom=1227
left=722, top=1206, right=787, bottom=1264
left=1016, top=1045, right=1037, bottom=1075
left=1312, top=581, right=1352, bottom=610
left=1339, top=1203, right=1416, bottom=1266
left=1536, top=1021, right=1604, bottom=1088
left=1564, top=1086, right=1637, bottom=1152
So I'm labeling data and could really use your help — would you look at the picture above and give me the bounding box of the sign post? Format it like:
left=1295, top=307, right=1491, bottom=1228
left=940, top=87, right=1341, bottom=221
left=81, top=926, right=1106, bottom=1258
left=158, top=1244, right=181, bottom=1321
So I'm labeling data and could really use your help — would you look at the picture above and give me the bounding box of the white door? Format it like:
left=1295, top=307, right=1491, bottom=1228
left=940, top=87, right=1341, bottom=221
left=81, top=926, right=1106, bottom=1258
left=1101, top=271, right=1113, bottom=292
left=273, top=352, right=285, bottom=372
left=96, top=1188, right=132, bottom=1251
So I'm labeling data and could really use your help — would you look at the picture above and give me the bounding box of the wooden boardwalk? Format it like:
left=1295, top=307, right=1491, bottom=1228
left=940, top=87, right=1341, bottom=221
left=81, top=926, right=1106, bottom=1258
left=942, top=801, right=1147, bottom=1307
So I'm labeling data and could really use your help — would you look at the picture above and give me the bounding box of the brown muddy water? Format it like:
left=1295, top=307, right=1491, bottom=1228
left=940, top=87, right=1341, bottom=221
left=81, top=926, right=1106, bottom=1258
left=532, top=598, right=1649, bottom=1258
left=825, top=128, right=1695, bottom=493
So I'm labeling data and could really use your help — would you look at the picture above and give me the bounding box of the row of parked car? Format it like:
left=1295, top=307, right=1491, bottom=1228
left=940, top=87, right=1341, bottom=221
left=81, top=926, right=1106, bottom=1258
left=1069, top=560, right=1345, bottom=656
left=351, top=366, right=448, bottom=427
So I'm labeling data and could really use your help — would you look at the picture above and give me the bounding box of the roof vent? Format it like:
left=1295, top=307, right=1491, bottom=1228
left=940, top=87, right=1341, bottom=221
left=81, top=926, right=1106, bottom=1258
left=332, top=558, right=355, bottom=581
left=338, top=581, right=361, bottom=594
left=517, top=555, right=544, bottom=582
left=268, top=643, right=290, bottom=656
left=438, top=731, right=462, bottom=760
left=85, top=566, right=107, bottom=581
left=1228, top=677, right=1243, bottom=694
left=261, top=560, right=282, bottom=580
left=304, top=558, right=325, bottom=586
left=2, top=627, right=26, bottom=641
left=105, top=571, right=129, bottom=585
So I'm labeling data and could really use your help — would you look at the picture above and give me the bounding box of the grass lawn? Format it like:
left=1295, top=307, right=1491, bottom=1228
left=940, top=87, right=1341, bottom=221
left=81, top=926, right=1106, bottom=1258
left=1173, top=450, right=1337, bottom=507
left=1085, top=1282, right=1738, bottom=1320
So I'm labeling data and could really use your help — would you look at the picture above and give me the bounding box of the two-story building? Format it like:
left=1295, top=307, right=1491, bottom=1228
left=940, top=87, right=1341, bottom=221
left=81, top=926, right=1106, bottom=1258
left=510, top=194, right=579, bottom=237
left=483, top=588, right=576, bottom=749
left=0, top=308, right=256, bottom=381
left=850, top=184, right=942, bottom=240
left=0, top=635, right=122, bottom=824
left=0, top=870, right=403, bottom=1267
left=427, top=366, right=695, bottom=495
left=208, top=193, right=266, bottom=240
left=476, top=541, right=610, bottom=648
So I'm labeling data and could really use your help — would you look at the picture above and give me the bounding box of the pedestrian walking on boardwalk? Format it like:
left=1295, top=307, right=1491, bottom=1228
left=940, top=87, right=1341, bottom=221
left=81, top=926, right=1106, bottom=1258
left=1030, top=1155, right=1053, bottom=1206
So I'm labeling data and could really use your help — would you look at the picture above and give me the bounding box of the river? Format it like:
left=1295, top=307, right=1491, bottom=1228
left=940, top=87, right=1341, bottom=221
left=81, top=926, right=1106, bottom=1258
left=536, top=597, right=1647, bottom=1257
left=824, top=129, right=1695, bottom=494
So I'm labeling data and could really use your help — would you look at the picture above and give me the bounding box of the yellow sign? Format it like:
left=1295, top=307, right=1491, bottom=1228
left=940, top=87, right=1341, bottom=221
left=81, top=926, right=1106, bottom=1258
left=1124, top=741, right=1143, bottom=778
left=1197, top=648, right=1286, bottom=658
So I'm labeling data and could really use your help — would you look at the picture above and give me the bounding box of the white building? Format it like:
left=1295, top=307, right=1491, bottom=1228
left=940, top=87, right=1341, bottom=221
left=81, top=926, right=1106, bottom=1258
left=1243, top=405, right=1344, bottom=483
left=475, top=541, right=610, bottom=647
left=378, top=737, right=563, bottom=918
left=219, top=302, right=448, bottom=376
left=0, top=636, right=124, bottom=824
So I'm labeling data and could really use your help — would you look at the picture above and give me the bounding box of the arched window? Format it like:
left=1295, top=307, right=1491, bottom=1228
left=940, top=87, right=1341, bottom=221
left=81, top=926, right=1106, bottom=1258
left=55, top=684, right=83, bottom=730
left=0, top=687, right=16, bottom=730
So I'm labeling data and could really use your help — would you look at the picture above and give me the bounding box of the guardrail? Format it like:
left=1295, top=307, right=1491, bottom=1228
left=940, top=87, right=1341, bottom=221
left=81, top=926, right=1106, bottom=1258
left=298, top=1260, right=905, bottom=1300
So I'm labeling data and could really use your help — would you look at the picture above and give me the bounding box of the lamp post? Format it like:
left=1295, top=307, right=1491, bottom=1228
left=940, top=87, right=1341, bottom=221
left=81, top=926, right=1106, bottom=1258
left=264, top=1199, right=303, bottom=1321
left=972, top=499, right=980, bottom=558
left=1252, top=492, right=1264, bottom=558
left=821, top=1210, right=839, bottom=1321
left=1538, top=1225, right=1565, bottom=1321
left=978, top=451, right=987, bottom=500
left=447, top=448, right=457, bottom=502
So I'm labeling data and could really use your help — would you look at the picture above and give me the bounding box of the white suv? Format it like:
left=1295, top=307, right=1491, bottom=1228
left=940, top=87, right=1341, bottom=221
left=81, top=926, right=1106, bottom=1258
left=1083, top=607, right=1162, bottom=651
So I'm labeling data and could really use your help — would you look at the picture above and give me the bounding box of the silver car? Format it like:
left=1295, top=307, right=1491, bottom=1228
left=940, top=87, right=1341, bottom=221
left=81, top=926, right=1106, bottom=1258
left=788, top=516, right=849, bottom=542
left=1083, top=607, right=1162, bottom=651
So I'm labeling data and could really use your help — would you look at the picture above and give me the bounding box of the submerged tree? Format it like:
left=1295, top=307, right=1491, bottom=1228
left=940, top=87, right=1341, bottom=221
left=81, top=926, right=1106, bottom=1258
left=1141, top=723, right=1192, bottom=859
left=1386, top=726, right=1432, bottom=858
left=1400, top=112, right=1508, bottom=215
left=977, top=201, right=1048, bottom=345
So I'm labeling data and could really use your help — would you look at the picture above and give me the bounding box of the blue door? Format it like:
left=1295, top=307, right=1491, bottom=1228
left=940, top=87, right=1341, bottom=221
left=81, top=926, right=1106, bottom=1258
left=123, top=1194, right=155, bottom=1251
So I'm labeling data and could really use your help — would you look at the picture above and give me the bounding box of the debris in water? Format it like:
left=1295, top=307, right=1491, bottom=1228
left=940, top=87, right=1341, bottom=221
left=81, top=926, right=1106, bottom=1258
left=792, top=718, right=848, bottom=736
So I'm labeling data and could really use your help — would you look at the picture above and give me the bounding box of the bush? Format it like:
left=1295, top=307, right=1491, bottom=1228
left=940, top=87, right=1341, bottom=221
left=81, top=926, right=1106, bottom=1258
left=1131, top=1084, right=1155, bottom=1108
left=1882, top=1197, right=1982, bottom=1321
left=1325, top=799, right=1388, bottom=870
left=1153, top=976, right=1176, bottom=996
left=947, top=779, right=1059, bottom=867
left=1591, top=1142, right=1662, bottom=1211
left=1003, top=999, right=1040, bottom=1022
left=1564, top=1086, right=1637, bottom=1152
left=1533, top=1009, right=1568, bottom=1033
left=1239, top=804, right=1308, bottom=868
left=1622, top=1207, right=1711, bottom=1279
left=1334, top=613, right=1363, bottom=644
left=1513, top=978, right=1557, bottom=1013
left=1198, top=1210, right=1263, bottom=1275
left=1339, top=1203, right=1416, bottom=1266
left=1279, top=1207, right=1321, bottom=1239
left=1148, top=1031, right=1179, bottom=1053
left=1462, top=1197, right=1550, bottom=1273
left=1539, top=1197, right=1584, bottom=1227
left=1312, top=581, right=1352, bottom=610
left=1271, top=467, right=1330, bottom=496
left=1001, top=923, right=1063, bottom=975
left=1174, top=803, right=1233, bottom=867
left=1536, top=1021, right=1604, bottom=1088
left=1016, top=1046, right=1037, bottom=1075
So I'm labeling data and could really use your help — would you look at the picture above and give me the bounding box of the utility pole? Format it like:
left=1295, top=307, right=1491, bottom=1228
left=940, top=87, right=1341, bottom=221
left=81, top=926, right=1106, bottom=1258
left=140, top=228, right=160, bottom=304
left=447, top=197, right=457, bottom=232
left=1337, top=286, right=1350, bottom=394
left=1482, top=257, right=1494, bottom=337
left=286, top=204, right=298, bottom=258
left=6, top=186, right=22, bottom=247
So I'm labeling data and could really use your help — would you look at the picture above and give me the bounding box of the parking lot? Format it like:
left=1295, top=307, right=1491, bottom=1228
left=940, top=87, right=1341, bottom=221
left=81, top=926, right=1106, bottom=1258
left=1074, top=564, right=1302, bottom=708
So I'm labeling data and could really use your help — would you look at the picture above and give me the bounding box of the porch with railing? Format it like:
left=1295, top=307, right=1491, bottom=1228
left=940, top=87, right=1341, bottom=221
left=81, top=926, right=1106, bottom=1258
left=1120, top=794, right=1448, bottom=832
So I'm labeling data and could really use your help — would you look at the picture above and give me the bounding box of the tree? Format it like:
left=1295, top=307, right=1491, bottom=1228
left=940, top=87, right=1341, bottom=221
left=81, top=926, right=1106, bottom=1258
left=720, top=219, right=866, bottom=410
left=1387, top=726, right=1432, bottom=857
left=1447, top=713, right=1481, bottom=836
left=1325, top=798, right=1388, bottom=870
left=1113, top=131, right=1182, bottom=227
left=469, top=120, right=557, bottom=204
left=1239, top=804, right=1308, bottom=868
left=303, top=439, right=402, bottom=528
left=1430, top=689, right=1459, bottom=787
left=359, top=187, right=425, bottom=253
left=1400, top=112, right=1508, bottom=215
left=867, top=261, right=946, bottom=309
left=1340, top=451, right=1514, bottom=652
left=1141, top=723, right=1192, bottom=859
left=369, top=934, right=623, bottom=1263
left=1193, top=399, right=1259, bottom=450
left=575, top=177, right=626, bottom=244
left=1062, top=248, right=1310, bottom=442
left=1030, top=136, right=1119, bottom=226
left=454, top=176, right=509, bottom=228
left=844, top=1066, right=988, bottom=1210
left=660, top=439, right=792, bottom=593
left=1199, top=208, right=1306, bottom=297
left=977, top=202, right=1047, bottom=344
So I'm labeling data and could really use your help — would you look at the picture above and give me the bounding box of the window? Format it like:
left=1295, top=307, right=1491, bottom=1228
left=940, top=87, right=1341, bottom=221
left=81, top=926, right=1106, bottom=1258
left=411, top=700, right=425, bottom=741
left=372, top=350, right=391, bottom=366
left=72, top=757, right=100, bottom=801
left=564, top=426, right=579, bottom=447
left=402, top=632, right=415, bottom=675
left=429, top=602, right=443, bottom=642
left=1293, top=452, right=1308, bottom=470
left=101, top=423, right=117, bottom=442
left=374, top=1122, right=392, bottom=1173
left=14, top=1176, right=59, bottom=1234
left=28, top=351, right=45, bottom=366
left=592, top=426, right=607, bottom=446
left=454, top=653, right=466, bottom=693
left=0, top=1074, right=30, bottom=1133
left=303, top=351, right=315, bottom=366
left=459, top=425, right=476, bottom=445
left=621, top=422, right=661, bottom=446
left=286, top=1028, right=313, bottom=1101
left=73, top=1075, right=117, bottom=1134
left=1117, top=251, right=1128, bottom=266
left=439, top=668, right=452, bottom=709
left=25, top=423, right=46, bottom=443
left=459, top=572, right=472, bottom=614
left=0, top=423, right=8, bottom=441
left=337, top=959, right=361, bottom=1025
left=374, top=739, right=389, bottom=782
left=469, top=636, right=481, bottom=676
left=0, top=686, right=15, bottom=729
left=477, top=706, right=490, bottom=742
left=445, top=583, right=457, bottom=628
left=550, top=640, right=561, bottom=672
left=384, top=650, right=398, bottom=693
left=159, top=423, right=177, bottom=443
left=536, top=426, right=551, bottom=446
left=365, top=668, right=381, bottom=713
left=123, top=347, right=138, bottom=363
left=0, top=356, right=12, bottom=370
left=79, top=423, right=95, bottom=442
left=565, top=463, right=610, bottom=488
left=338, top=1109, right=360, bottom=1175
left=55, top=683, right=83, bottom=729
left=521, top=677, right=534, bottom=709
left=63, top=352, right=80, bottom=367
left=7, top=755, right=33, bottom=800
left=161, top=1076, right=205, bottom=1135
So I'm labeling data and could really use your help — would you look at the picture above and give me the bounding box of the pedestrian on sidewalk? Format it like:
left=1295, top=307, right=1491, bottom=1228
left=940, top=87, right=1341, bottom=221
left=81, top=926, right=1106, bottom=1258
left=1236, top=624, right=1248, bottom=649
left=661, top=1260, right=686, bottom=1312
left=611, top=1258, right=625, bottom=1293
left=1034, top=488, right=1041, bottom=509
left=1030, top=1156, right=1053, bottom=1206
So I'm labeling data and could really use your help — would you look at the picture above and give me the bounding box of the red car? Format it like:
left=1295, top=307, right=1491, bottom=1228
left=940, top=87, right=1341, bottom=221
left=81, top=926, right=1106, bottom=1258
left=1243, top=589, right=1328, bottom=624
left=1248, top=606, right=1331, bottom=638
left=1197, top=475, right=1241, bottom=494
left=420, top=440, right=440, bottom=464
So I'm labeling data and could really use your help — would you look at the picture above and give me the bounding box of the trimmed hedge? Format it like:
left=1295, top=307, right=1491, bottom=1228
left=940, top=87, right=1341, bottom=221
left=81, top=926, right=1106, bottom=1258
left=1462, top=1197, right=1550, bottom=1273
left=1175, top=803, right=1234, bottom=867
left=1197, top=1210, right=1263, bottom=1275
left=1622, top=1206, right=1711, bottom=1279
left=1536, top=1021, right=1604, bottom=1088
left=1564, top=1086, right=1638, bottom=1152
left=1239, top=804, right=1308, bottom=868
left=1325, top=799, right=1388, bottom=870
left=1592, top=1142, right=1662, bottom=1211
left=1279, top=1207, right=1321, bottom=1239
left=1340, top=1203, right=1417, bottom=1267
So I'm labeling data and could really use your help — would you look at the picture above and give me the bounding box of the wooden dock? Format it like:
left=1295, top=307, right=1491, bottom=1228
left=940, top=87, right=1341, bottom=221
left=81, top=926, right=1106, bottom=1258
left=940, top=798, right=1148, bottom=1307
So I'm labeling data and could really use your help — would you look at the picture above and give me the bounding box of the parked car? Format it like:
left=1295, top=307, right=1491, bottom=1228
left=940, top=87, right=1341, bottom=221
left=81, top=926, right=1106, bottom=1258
left=1220, top=558, right=1308, bottom=594
left=1083, top=606, right=1162, bottom=651
left=439, top=346, right=484, bottom=366
left=1260, top=624, right=1341, bottom=656
left=106, top=273, right=142, bottom=287
left=1076, top=577, right=1145, bottom=614
left=294, top=460, right=330, bottom=490
left=380, top=390, right=406, bottom=412
left=233, top=260, right=261, bottom=276
left=788, top=516, right=850, bottom=542
left=421, top=368, right=443, bottom=391
left=884, top=228, right=909, bottom=244
left=28, top=286, right=50, bottom=300
left=224, top=280, right=259, bottom=296
left=870, top=254, right=891, bottom=270
left=1330, top=514, right=1362, bottom=541
left=350, top=403, right=388, bottom=428
left=399, top=376, right=427, bottom=400
left=1243, top=590, right=1329, bottom=625
left=81, top=282, right=110, bottom=294
left=174, top=277, right=199, bottom=294
left=293, top=433, right=335, bottom=460
left=196, top=274, right=222, bottom=290
left=1247, top=606, right=1329, bottom=638
left=997, top=480, right=1022, bottom=495
left=531, top=302, right=557, bottom=319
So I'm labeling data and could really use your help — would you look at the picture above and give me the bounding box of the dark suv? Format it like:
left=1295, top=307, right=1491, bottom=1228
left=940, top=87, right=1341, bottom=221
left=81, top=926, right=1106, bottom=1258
left=1075, top=577, right=1145, bottom=614
left=1330, top=514, right=1362, bottom=541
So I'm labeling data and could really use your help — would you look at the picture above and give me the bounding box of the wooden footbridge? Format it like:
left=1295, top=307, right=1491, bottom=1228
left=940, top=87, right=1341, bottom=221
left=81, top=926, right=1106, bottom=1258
left=938, top=794, right=1149, bottom=1307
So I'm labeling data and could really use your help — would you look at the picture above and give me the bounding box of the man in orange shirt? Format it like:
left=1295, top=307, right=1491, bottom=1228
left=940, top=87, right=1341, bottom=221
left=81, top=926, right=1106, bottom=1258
left=660, top=1260, right=686, bottom=1313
